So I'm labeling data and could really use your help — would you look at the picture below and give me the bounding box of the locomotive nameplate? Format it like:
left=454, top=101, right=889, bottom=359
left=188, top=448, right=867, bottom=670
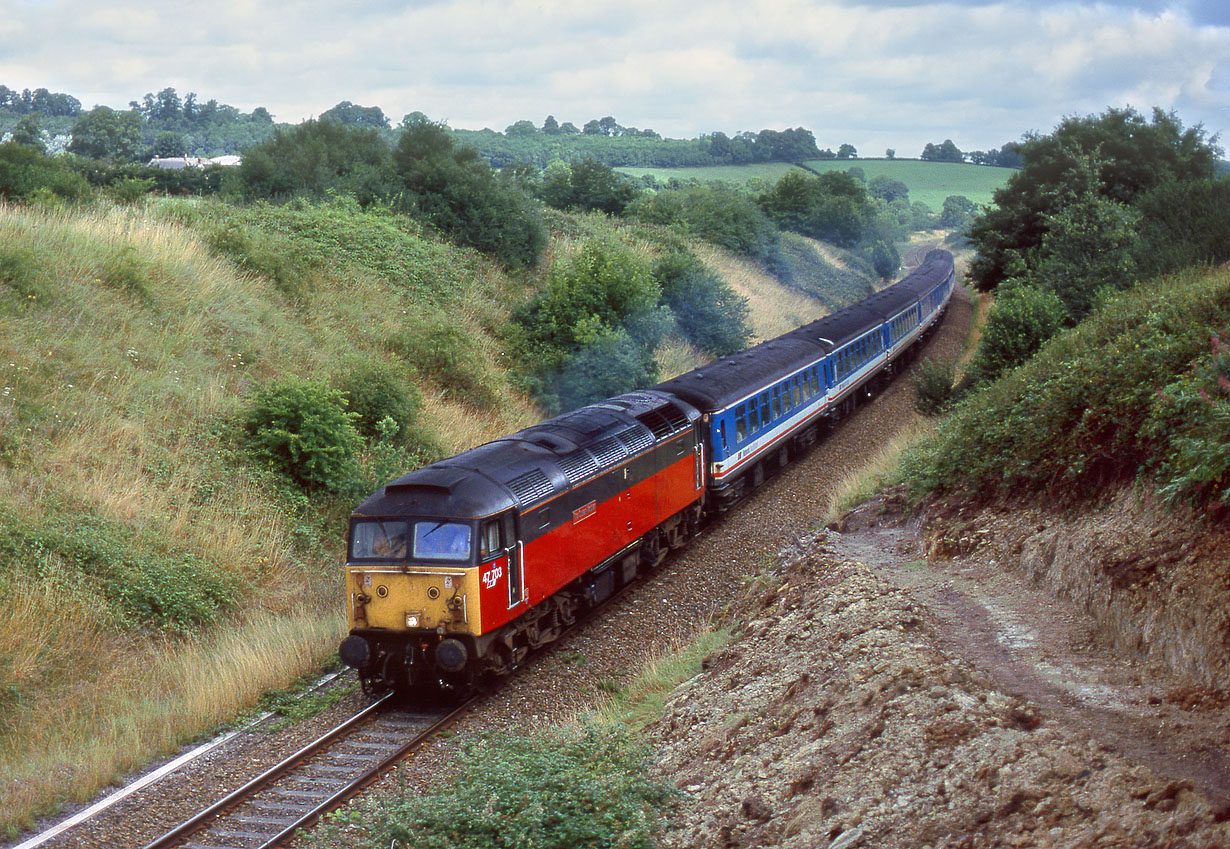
left=572, top=500, right=597, bottom=524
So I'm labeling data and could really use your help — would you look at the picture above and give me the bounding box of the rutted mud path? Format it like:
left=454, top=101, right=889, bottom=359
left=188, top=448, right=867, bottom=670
left=831, top=509, right=1230, bottom=818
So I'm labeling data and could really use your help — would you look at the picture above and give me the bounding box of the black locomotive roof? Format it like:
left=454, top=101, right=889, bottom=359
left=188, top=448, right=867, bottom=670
left=352, top=389, right=700, bottom=521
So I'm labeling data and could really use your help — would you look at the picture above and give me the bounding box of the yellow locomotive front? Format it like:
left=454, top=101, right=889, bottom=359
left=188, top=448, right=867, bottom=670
left=338, top=463, right=521, bottom=696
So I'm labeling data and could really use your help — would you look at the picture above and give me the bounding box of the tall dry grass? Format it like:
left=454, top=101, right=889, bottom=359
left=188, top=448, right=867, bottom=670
left=690, top=243, right=826, bottom=341
left=0, top=199, right=515, bottom=833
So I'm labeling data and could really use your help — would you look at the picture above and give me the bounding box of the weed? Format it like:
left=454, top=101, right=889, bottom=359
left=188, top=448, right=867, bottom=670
left=310, top=725, right=675, bottom=849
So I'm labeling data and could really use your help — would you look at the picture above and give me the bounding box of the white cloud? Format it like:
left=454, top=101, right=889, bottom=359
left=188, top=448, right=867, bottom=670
left=1, top=0, right=1227, bottom=155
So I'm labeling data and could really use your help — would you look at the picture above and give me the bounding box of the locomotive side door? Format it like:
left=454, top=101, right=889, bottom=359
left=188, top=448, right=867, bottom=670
left=502, top=511, right=523, bottom=608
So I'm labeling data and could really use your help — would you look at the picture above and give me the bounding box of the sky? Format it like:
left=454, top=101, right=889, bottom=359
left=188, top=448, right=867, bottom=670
left=2, top=0, right=1229, bottom=157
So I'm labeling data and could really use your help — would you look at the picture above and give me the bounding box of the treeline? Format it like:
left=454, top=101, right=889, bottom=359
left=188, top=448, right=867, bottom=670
left=0, top=84, right=276, bottom=159
left=452, top=119, right=837, bottom=168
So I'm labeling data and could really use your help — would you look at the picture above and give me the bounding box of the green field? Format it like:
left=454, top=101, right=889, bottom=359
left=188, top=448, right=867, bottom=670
left=618, top=159, right=1016, bottom=211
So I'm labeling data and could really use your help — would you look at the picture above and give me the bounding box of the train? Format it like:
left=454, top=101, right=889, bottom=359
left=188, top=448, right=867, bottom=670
left=338, top=249, right=956, bottom=697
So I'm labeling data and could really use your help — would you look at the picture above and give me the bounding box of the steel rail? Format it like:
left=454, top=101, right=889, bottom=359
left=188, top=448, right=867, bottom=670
left=253, top=699, right=475, bottom=848
left=140, top=692, right=397, bottom=849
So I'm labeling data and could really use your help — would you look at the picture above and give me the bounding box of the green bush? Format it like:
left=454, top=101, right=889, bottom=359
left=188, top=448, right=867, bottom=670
left=388, top=322, right=499, bottom=409
left=309, top=725, right=674, bottom=849
left=967, top=281, right=1068, bottom=385
left=243, top=378, right=361, bottom=493
left=207, top=219, right=306, bottom=298
left=655, top=251, right=751, bottom=356
left=335, top=360, right=421, bottom=441
left=0, top=141, right=92, bottom=203
left=553, top=327, right=661, bottom=412
left=0, top=507, right=239, bottom=631
left=912, top=358, right=959, bottom=416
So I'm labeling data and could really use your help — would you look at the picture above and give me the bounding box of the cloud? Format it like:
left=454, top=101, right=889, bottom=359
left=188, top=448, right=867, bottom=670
left=2, top=0, right=1227, bottom=155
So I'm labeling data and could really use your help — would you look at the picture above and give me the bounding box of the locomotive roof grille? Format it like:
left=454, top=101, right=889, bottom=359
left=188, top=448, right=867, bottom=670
left=635, top=409, right=675, bottom=438
left=590, top=436, right=627, bottom=467
left=505, top=469, right=554, bottom=506
left=557, top=451, right=600, bottom=484
left=615, top=425, right=655, bottom=453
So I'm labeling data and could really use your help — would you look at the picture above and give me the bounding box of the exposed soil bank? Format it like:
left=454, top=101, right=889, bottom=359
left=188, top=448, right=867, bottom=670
left=650, top=519, right=1229, bottom=848
left=922, top=491, right=1230, bottom=691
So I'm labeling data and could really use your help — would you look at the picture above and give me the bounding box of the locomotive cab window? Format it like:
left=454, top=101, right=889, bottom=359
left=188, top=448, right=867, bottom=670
left=350, top=519, right=412, bottom=560
left=412, top=521, right=473, bottom=562
left=479, top=520, right=502, bottom=560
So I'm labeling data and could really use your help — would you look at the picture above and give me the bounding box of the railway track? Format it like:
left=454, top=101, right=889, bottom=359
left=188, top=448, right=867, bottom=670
left=140, top=696, right=470, bottom=849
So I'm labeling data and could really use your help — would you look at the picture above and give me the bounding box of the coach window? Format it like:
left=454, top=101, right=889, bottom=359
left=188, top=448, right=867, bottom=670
left=759, top=393, right=771, bottom=428
left=735, top=404, right=748, bottom=443
left=720, top=419, right=728, bottom=450
left=792, top=377, right=801, bottom=407
left=747, top=398, right=760, bottom=434
left=771, top=387, right=782, bottom=419
left=810, top=367, right=821, bottom=395
left=781, top=381, right=793, bottom=412
left=479, top=520, right=502, bottom=560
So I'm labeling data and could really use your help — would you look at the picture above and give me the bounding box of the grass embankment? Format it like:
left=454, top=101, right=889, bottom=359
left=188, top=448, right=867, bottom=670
left=0, top=199, right=538, bottom=834
left=902, top=265, right=1230, bottom=511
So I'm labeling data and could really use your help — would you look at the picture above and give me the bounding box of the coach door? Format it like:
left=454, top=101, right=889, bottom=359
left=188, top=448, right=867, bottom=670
left=502, top=512, right=523, bottom=608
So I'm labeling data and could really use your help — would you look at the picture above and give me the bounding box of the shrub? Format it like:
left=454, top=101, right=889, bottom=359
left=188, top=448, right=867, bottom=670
left=912, top=358, right=959, bottom=416
left=901, top=266, right=1230, bottom=510
left=552, top=328, right=660, bottom=412
left=967, top=281, right=1068, bottom=385
left=207, top=220, right=306, bottom=298
left=655, top=251, right=751, bottom=357
left=243, top=378, right=361, bottom=493
left=309, top=725, right=675, bottom=849
left=336, top=360, right=421, bottom=441
left=388, top=322, right=498, bottom=409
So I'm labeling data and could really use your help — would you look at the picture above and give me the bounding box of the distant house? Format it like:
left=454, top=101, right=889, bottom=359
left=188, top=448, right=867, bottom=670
left=146, top=155, right=241, bottom=169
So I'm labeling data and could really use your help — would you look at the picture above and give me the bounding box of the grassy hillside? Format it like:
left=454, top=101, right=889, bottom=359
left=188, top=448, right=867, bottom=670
left=616, top=162, right=806, bottom=187
left=0, top=198, right=540, bottom=833
left=618, top=159, right=1015, bottom=211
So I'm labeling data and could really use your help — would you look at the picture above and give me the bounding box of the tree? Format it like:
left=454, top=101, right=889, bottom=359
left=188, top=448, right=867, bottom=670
left=1026, top=154, right=1141, bottom=319
left=868, top=175, right=909, bottom=203
left=921, top=139, right=964, bottom=162
left=537, top=157, right=639, bottom=215
left=237, top=118, right=394, bottom=203
left=393, top=120, right=545, bottom=268
left=967, top=107, right=1220, bottom=290
left=154, top=131, right=186, bottom=157
left=505, top=120, right=538, bottom=137
left=758, top=171, right=870, bottom=247
left=68, top=106, right=143, bottom=162
left=320, top=101, right=389, bottom=128
left=940, top=195, right=978, bottom=230
left=582, top=119, right=603, bottom=135
left=10, top=114, right=45, bottom=152
left=837, top=143, right=857, bottom=159
left=541, top=115, right=560, bottom=135
left=885, top=148, right=895, bottom=159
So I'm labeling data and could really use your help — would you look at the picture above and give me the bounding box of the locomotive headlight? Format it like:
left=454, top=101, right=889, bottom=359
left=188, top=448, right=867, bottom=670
left=406, top=613, right=420, bottom=628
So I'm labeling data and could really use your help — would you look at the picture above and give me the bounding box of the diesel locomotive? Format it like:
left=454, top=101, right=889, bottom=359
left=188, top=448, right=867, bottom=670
left=339, top=249, right=956, bottom=696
